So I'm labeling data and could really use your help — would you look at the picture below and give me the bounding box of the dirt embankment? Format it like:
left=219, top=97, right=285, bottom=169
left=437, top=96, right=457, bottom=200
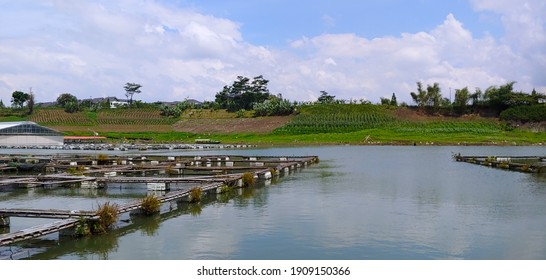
left=173, top=115, right=293, bottom=133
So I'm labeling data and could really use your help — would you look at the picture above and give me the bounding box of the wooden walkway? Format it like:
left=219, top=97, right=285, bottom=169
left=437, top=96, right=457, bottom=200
left=0, top=180, right=236, bottom=246
left=0, top=155, right=319, bottom=247
left=454, top=154, right=546, bottom=173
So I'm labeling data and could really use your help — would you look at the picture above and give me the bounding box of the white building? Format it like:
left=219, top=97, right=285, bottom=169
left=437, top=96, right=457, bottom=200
left=0, top=121, right=64, bottom=146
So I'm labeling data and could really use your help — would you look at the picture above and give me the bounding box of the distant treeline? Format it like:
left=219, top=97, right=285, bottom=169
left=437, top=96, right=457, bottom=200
left=2, top=78, right=545, bottom=123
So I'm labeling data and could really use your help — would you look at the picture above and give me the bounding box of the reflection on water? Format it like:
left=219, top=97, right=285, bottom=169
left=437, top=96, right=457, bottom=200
left=1, top=146, right=546, bottom=259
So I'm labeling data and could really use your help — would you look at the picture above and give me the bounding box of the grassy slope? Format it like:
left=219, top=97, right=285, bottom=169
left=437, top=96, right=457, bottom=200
left=1, top=105, right=544, bottom=145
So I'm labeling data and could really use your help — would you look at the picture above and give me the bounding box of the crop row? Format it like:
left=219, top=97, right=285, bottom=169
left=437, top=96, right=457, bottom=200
left=96, top=109, right=178, bottom=125
left=394, top=121, right=501, bottom=134
left=276, top=109, right=503, bottom=135
left=30, top=110, right=93, bottom=125
left=95, top=118, right=175, bottom=125
left=275, top=112, right=399, bottom=134
left=29, top=108, right=178, bottom=126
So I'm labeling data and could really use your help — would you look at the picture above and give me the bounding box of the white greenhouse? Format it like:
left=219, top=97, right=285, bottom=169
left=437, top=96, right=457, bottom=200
left=0, top=121, right=64, bottom=146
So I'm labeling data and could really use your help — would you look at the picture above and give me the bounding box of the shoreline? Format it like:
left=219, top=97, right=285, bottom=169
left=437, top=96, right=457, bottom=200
left=0, top=140, right=544, bottom=152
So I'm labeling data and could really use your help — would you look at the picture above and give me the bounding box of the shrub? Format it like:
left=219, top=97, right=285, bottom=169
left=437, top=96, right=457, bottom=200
left=97, top=154, right=109, bottom=165
left=141, top=195, right=161, bottom=215
left=242, top=172, right=255, bottom=187
left=189, top=187, right=202, bottom=203
left=93, top=202, right=119, bottom=233
left=159, top=105, right=181, bottom=117
left=236, top=109, right=246, bottom=118
left=253, top=98, right=295, bottom=116
left=165, top=165, right=179, bottom=175
left=67, top=166, right=85, bottom=175
left=500, top=104, right=546, bottom=122
left=218, top=184, right=232, bottom=194
left=74, top=217, right=91, bottom=237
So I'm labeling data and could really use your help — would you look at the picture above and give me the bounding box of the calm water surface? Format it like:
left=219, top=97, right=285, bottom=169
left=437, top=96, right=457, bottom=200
left=1, top=145, right=545, bottom=259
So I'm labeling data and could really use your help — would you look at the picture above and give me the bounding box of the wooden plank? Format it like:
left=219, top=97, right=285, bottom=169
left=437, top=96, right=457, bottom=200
left=0, top=208, right=95, bottom=219
left=0, top=219, right=78, bottom=246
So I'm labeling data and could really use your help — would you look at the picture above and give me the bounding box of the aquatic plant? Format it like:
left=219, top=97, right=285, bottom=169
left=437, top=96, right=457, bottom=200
left=74, top=217, right=91, bottom=237
left=165, top=165, right=179, bottom=175
left=242, top=172, right=255, bottom=187
left=189, top=187, right=203, bottom=203
left=189, top=204, right=202, bottom=216
left=93, top=202, right=119, bottom=233
left=268, top=167, right=279, bottom=177
left=97, top=154, right=109, bottom=165
left=140, top=195, right=161, bottom=215
left=218, top=184, right=232, bottom=194
left=67, top=166, right=85, bottom=176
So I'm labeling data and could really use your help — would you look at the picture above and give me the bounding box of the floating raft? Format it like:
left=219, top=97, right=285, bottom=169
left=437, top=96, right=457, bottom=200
left=0, top=154, right=319, bottom=247
left=454, top=154, right=546, bottom=173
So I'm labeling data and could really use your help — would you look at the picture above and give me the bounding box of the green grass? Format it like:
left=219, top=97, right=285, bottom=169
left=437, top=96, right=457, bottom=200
left=276, top=104, right=398, bottom=134
left=263, top=103, right=542, bottom=145
left=0, top=115, right=27, bottom=122
left=4, top=104, right=545, bottom=146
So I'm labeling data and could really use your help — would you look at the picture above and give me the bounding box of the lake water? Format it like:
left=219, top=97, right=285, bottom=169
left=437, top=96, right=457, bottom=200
left=1, top=145, right=546, bottom=260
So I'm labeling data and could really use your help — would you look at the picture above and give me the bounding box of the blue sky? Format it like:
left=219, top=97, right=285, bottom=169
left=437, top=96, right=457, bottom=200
left=191, top=0, right=503, bottom=45
left=0, top=0, right=544, bottom=104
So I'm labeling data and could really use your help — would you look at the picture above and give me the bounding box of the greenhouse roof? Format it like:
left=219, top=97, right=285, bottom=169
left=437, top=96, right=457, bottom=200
left=0, top=121, right=63, bottom=136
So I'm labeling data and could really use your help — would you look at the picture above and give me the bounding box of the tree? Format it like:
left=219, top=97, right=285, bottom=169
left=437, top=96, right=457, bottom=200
left=56, top=93, right=78, bottom=107
left=410, top=82, right=442, bottom=113
left=390, top=93, right=398, bottom=106
left=425, top=82, right=442, bottom=111
left=253, top=95, right=295, bottom=116
left=453, top=87, right=470, bottom=115
left=0, top=99, right=5, bottom=108
left=214, top=75, right=271, bottom=111
left=317, top=91, right=335, bottom=104
left=483, top=82, right=515, bottom=112
left=27, top=92, right=35, bottom=115
left=410, top=82, right=427, bottom=108
left=469, top=88, right=483, bottom=106
left=56, top=93, right=80, bottom=113
left=530, top=88, right=546, bottom=104
left=124, top=82, right=142, bottom=107
left=11, top=91, right=29, bottom=108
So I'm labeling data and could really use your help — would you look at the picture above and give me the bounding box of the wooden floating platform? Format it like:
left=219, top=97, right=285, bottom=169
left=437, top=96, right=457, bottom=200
left=0, top=219, right=79, bottom=246
left=454, top=154, right=546, bottom=173
left=0, top=209, right=95, bottom=219
left=0, top=154, right=319, bottom=247
left=0, top=155, right=318, bottom=187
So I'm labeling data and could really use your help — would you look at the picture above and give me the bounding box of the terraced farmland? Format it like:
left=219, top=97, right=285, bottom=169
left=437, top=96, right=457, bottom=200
left=97, top=108, right=177, bottom=125
left=275, top=104, right=504, bottom=136
left=28, top=108, right=177, bottom=133
left=275, top=104, right=400, bottom=134
left=29, top=109, right=94, bottom=126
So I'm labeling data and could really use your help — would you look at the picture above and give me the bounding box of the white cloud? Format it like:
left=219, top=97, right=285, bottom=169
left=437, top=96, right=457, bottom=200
left=470, top=0, right=546, bottom=87
left=0, top=0, right=544, bottom=106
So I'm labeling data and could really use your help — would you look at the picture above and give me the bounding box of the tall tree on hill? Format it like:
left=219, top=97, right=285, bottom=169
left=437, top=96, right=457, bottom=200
left=11, top=90, right=29, bottom=108
left=453, top=87, right=470, bottom=115
left=56, top=93, right=78, bottom=107
left=390, top=93, right=398, bottom=106
left=124, top=82, right=142, bottom=107
left=317, top=91, right=335, bottom=104
left=425, top=82, right=442, bottom=111
left=410, top=82, right=442, bottom=113
left=56, top=93, right=79, bottom=113
left=27, top=91, right=35, bottom=115
left=410, top=82, right=427, bottom=108
left=215, top=75, right=271, bottom=111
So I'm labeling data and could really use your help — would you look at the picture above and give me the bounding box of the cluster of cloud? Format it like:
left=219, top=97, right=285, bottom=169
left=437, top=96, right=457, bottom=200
left=0, top=0, right=544, bottom=105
